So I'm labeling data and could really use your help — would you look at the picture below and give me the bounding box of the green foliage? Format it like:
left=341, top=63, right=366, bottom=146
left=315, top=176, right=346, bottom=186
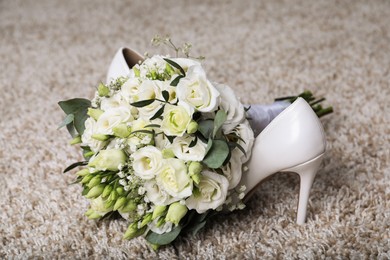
left=203, top=139, right=230, bottom=169
left=145, top=226, right=182, bottom=246
left=58, top=98, right=91, bottom=136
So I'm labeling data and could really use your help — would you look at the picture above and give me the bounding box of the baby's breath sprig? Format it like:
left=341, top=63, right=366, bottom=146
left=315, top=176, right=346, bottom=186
left=151, top=34, right=205, bottom=60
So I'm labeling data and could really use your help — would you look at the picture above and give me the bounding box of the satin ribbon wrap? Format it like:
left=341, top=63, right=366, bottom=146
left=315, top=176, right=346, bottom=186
left=246, top=101, right=290, bottom=137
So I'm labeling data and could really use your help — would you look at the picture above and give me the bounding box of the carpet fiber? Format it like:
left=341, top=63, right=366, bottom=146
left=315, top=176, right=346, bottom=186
left=1, top=0, right=389, bottom=258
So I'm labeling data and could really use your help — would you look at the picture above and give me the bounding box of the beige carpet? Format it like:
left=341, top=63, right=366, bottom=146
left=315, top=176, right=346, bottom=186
left=1, top=0, right=389, bottom=258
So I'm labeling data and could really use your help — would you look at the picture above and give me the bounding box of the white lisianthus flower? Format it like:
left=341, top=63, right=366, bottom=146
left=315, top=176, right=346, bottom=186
left=220, top=150, right=243, bottom=190
left=156, top=158, right=193, bottom=200
left=132, top=146, right=163, bottom=180
left=100, top=93, right=132, bottom=112
left=186, top=170, right=229, bottom=214
left=171, top=135, right=207, bottom=161
left=95, top=107, right=133, bottom=135
left=215, top=84, right=246, bottom=132
left=177, top=65, right=220, bottom=112
left=120, top=77, right=141, bottom=103
left=81, top=117, right=107, bottom=153
left=144, top=180, right=176, bottom=206
left=170, top=58, right=200, bottom=72
left=230, top=120, right=254, bottom=163
left=161, top=103, right=193, bottom=137
left=134, top=80, right=163, bottom=120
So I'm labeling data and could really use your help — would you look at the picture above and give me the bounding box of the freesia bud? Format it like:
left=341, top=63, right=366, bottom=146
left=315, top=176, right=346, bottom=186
left=166, top=202, right=188, bottom=225
left=81, top=174, right=93, bottom=184
left=88, top=149, right=126, bottom=171
left=113, top=123, right=131, bottom=138
left=152, top=205, right=167, bottom=220
left=186, top=120, right=198, bottom=134
left=87, top=176, right=101, bottom=188
left=102, top=185, right=113, bottom=198
left=140, top=213, right=153, bottom=228
left=123, top=223, right=146, bottom=240
left=91, top=134, right=110, bottom=141
left=120, top=200, right=137, bottom=213
left=70, top=136, right=82, bottom=145
left=85, top=184, right=105, bottom=199
left=113, top=197, right=127, bottom=211
left=76, top=168, right=90, bottom=177
left=98, top=82, right=110, bottom=97
left=87, top=108, right=104, bottom=120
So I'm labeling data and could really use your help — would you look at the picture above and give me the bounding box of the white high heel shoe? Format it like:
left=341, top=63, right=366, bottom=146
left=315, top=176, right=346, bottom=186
left=106, top=47, right=326, bottom=224
left=106, top=47, right=143, bottom=83
left=242, top=97, right=326, bottom=224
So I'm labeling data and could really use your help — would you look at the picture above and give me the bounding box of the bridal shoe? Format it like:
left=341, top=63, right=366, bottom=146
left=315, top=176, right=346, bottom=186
left=106, top=47, right=143, bottom=83
left=242, top=97, right=326, bottom=224
left=106, top=47, right=326, bottom=224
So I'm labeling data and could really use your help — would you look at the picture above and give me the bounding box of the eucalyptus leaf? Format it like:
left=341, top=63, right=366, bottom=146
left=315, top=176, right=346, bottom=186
left=187, top=221, right=207, bottom=236
left=170, top=75, right=184, bottom=86
left=58, top=114, right=74, bottom=130
left=145, top=226, right=182, bottom=246
left=58, top=98, right=91, bottom=136
left=163, top=58, right=186, bottom=76
left=130, top=99, right=155, bottom=107
left=203, top=139, right=230, bottom=169
left=213, top=109, right=227, bottom=138
left=198, top=120, right=214, bottom=139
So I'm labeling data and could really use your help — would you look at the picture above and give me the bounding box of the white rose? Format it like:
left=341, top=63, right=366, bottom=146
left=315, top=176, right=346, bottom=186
left=171, top=135, right=207, bottom=161
left=220, top=150, right=243, bottom=190
left=81, top=117, right=106, bottom=153
left=186, top=170, right=229, bottom=214
left=131, top=146, right=163, bottom=180
left=177, top=65, right=220, bottom=112
left=215, top=84, right=245, bottom=132
left=95, top=107, right=133, bottom=135
left=161, top=103, right=193, bottom=137
left=144, top=180, right=176, bottom=206
left=156, top=158, right=193, bottom=199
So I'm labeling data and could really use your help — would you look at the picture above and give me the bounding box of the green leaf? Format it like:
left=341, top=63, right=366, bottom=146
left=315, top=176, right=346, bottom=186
left=63, top=161, right=88, bottom=173
left=58, top=114, right=74, bottom=130
left=58, top=98, right=91, bottom=136
left=203, top=140, right=230, bottom=169
left=198, top=120, right=214, bottom=139
left=213, top=110, right=227, bottom=138
left=144, top=124, right=161, bottom=128
left=130, top=129, right=155, bottom=135
left=188, top=136, right=198, bottom=148
left=130, top=99, right=155, bottom=107
left=170, top=75, right=185, bottom=86
left=162, top=90, right=170, bottom=102
left=145, top=225, right=182, bottom=246
left=150, top=105, right=165, bottom=120
left=166, top=135, right=175, bottom=143
left=163, top=58, right=186, bottom=76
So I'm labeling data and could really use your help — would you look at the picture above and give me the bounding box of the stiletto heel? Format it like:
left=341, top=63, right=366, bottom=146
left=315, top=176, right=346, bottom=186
left=282, top=153, right=324, bottom=224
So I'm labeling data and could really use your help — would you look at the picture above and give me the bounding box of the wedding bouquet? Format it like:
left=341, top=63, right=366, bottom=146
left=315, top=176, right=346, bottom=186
left=59, top=37, right=332, bottom=248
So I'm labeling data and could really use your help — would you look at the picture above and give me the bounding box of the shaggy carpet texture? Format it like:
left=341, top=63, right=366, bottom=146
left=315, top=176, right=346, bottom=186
left=1, top=0, right=389, bottom=258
